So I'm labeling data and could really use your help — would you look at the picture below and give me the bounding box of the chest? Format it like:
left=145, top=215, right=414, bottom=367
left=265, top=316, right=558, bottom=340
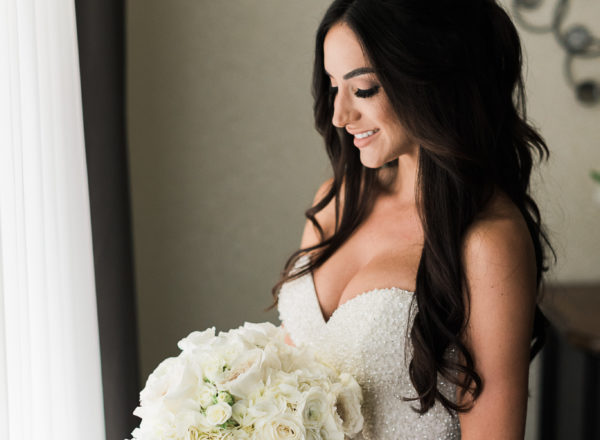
left=311, top=201, right=423, bottom=321
left=276, top=270, right=460, bottom=440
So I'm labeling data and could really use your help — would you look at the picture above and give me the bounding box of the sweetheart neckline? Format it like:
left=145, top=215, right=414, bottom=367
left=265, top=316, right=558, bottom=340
left=306, top=270, right=414, bottom=324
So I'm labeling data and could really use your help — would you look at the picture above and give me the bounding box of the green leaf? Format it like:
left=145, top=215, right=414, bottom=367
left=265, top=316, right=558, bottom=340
left=591, top=170, right=600, bottom=184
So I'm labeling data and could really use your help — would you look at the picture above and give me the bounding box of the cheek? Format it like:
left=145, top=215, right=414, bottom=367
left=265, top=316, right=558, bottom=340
left=370, top=96, right=410, bottom=145
left=375, top=99, right=400, bottom=131
left=382, top=117, right=406, bottom=141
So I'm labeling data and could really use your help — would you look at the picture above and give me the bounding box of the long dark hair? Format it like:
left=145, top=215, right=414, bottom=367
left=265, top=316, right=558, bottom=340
left=270, top=0, right=553, bottom=415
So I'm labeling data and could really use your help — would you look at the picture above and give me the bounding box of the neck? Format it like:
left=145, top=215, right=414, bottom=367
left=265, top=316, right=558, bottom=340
left=379, top=146, right=419, bottom=206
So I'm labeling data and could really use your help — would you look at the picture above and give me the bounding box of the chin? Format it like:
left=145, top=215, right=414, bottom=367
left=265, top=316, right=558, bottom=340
left=358, top=152, right=390, bottom=169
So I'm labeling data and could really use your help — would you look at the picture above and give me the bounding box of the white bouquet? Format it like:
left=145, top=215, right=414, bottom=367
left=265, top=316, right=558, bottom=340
left=129, top=322, right=363, bottom=440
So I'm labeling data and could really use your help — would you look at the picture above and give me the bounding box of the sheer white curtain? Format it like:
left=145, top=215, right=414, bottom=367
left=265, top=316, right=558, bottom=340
left=0, top=0, right=105, bottom=439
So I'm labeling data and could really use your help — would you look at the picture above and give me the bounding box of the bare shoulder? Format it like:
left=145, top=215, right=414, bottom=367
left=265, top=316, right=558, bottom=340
left=461, top=191, right=537, bottom=338
left=300, top=178, right=338, bottom=249
left=458, top=191, right=537, bottom=439
left=463, top=191, right=536, bottom=287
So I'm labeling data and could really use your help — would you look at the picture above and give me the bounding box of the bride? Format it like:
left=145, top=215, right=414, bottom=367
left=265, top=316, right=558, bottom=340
left=272, top=0, right=553, bottom=439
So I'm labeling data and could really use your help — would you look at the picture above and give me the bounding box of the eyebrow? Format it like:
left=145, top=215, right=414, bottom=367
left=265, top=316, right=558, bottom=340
left=325, top=67, right=375, bottom=80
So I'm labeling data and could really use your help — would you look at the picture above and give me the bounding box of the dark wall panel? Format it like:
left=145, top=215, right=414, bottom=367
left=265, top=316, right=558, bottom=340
left=74, top=1, right=140, bottom=438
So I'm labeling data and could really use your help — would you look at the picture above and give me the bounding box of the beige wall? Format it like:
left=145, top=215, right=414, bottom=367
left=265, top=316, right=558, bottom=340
left=127, top=1, right=599, bottom=437
left=127, top=0, right=330, bottom=380
left=509, top=0, right=600, bottom=283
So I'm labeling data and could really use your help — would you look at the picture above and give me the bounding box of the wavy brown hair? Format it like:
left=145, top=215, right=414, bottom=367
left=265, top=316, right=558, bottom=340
left=270, top=0, right=553, bottom=414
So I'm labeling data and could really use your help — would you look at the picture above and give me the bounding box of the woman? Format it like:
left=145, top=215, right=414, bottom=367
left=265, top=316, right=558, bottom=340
left=272, top=0, right=553, bottom=438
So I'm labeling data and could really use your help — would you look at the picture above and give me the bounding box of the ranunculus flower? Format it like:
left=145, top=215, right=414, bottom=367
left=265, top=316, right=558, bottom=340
left=332, top=373, right=363, bottom=436
left=297, top=387, right=331, bottom=429
left=205, top=402, right=233, bottom=426
left=319, top=413, right=345, bottom=440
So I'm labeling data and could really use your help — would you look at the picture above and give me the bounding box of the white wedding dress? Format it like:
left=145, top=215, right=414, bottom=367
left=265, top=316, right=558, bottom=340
left=277, top=256, right=461, bottom=439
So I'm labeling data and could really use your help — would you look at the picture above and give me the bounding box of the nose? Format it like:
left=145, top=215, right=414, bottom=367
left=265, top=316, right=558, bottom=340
left=331, top=89, right=360, bottom=128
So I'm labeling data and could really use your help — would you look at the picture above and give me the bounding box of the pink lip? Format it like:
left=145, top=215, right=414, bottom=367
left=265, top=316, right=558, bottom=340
left=353, top=130, right=380, bottom=148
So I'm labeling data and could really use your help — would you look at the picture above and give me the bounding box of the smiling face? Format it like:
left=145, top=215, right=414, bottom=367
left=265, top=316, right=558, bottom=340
left=323, top=22, right=418, bottom=168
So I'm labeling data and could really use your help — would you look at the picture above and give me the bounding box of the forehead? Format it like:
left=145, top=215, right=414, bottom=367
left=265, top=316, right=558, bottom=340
left=323, top=23, right=370, bottom=76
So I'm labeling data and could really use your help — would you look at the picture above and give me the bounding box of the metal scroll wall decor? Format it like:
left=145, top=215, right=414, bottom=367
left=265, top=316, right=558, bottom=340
left=511, top=0, right=600, bottom=105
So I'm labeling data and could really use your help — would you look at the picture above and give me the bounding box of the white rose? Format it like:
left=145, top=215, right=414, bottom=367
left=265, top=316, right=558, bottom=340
left=231, top=400, right=250, bottom=425
left=131, top=403, right=180, bottom=439
left=333, top=373, right=363, bottom=437
left=205, top=401, right=233, bottom=426
left=138, top=357, right=178, bottom=404
left=291, top=352, right=338, bottom=386
left=172, top=410, right=204, bottom=438
left=238, top=322, right=281, bottom=347
left=246, top=396, right=286, bottom=422
left=197, top=383, right=217, bottom=408
left=134, top=406, right=205, bottom=439
left=215, top=347, right=279, bottom=398
left=256, top=413, right=306, bottom=440
left=220, top=333, right=255, bottom=359
left=202, top=353, right=227, bottom=383
left=178, top=327, right=216, bottom=353
left=139, top=356, right=197, bottom=413
left=199, top=336, right=248, bottom=381
left=297, top=387, right=331, bottom=428
left=264, top=371, right=302, bottom=406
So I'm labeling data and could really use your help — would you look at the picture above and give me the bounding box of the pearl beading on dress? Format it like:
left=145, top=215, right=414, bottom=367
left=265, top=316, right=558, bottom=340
left=277, top=256, right=461, bottom=439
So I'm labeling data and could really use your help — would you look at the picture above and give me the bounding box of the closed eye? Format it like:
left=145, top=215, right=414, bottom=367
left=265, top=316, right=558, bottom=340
left=328, top=85, right=380, bottom=99
left=355, top=85, right=380, bottom=98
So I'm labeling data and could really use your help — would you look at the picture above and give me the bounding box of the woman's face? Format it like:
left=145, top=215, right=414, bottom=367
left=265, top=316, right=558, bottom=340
left=323, top=22, right=418, bottom=168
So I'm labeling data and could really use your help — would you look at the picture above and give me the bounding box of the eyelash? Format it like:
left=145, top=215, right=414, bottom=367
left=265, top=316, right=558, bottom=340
left=329, top=85, right=381, bottom=99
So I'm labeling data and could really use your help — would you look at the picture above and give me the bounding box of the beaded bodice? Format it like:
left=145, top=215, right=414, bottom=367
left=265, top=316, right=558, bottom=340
left=277, top=257, right=461, bottom=439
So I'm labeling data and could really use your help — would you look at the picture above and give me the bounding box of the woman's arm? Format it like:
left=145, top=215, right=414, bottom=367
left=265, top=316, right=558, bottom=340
left=458, top=209, right=537, bottom=440
left=300, top=178, right=336, bottom=250
left=282, top=179, right=335, bottom=349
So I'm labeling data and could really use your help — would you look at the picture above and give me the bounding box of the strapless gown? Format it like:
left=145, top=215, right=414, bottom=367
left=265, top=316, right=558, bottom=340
left=277, top=257, right=461, bottom=439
